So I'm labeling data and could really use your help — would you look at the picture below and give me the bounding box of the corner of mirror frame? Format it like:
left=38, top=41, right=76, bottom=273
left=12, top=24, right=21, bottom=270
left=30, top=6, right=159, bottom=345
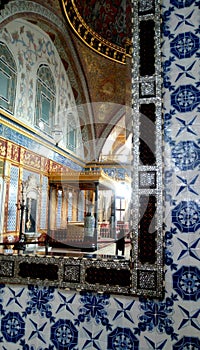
left=0, top=0, right=164, bottom=298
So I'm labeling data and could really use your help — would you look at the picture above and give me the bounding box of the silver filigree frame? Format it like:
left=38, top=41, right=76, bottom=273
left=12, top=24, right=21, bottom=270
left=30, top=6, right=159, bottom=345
left=130, top=0, right=164, bottom=297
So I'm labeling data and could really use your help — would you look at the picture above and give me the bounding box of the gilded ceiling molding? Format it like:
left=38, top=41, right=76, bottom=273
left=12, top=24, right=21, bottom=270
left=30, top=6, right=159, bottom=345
left=61, top=0, right=131, bottom=64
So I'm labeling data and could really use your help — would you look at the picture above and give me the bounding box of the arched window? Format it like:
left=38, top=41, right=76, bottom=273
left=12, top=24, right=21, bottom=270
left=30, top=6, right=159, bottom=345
left=0, top=42, right=17, bottom=114
left=66, top=113, right=77, bottom=152
left=35, top=64, right=56, bottom=135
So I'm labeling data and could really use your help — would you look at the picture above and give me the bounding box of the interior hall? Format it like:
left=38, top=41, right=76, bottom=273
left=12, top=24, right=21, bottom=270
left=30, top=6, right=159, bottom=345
left=0, top=1, right=199, bottom=349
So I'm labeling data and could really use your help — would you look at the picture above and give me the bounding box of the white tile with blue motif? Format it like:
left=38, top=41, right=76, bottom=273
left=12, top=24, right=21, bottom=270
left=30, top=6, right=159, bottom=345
left=0, top=0, right=200, bottom=349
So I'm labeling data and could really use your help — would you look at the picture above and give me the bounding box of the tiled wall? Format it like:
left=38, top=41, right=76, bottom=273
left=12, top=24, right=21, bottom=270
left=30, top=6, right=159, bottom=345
left=0, top=1, right=199, bottom=349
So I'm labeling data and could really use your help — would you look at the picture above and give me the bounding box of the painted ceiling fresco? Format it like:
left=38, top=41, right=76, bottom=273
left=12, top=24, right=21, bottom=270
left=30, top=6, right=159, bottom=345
left=75, top=0, right=132, bottom=48
left=60, top=0, right=132, bottom=142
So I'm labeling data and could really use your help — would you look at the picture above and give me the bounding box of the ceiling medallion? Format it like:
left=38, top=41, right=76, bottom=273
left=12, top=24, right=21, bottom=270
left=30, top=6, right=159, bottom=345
left=61, top=0, right=132, bottom=64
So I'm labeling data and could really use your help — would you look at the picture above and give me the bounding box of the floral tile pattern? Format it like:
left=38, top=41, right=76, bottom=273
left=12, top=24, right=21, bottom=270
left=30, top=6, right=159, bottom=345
left=108, top=327, right=139, bottom=350
left=0, top=1, right=200, bottom=349
left=134, top=295, right=179, bottom=340
left=1, top=311, right=25, bottom=343
left=173, top=266, right=200, bottom=301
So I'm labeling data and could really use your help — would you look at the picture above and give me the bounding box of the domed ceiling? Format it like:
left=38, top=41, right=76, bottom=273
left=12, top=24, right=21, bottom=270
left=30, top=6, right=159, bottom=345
left=61, top=0, right=132, bottom=64
left=60, top=0, right=132, bottom=157
left=0, top=0, right=132, bottom=161
left=5, top=0, right=132, bottom=158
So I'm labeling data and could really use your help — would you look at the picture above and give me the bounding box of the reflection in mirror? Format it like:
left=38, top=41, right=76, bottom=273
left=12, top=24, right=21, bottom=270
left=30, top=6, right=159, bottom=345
left=0, top=0, right=164, bottom=297
left=47, top=112, right=132, bottom=260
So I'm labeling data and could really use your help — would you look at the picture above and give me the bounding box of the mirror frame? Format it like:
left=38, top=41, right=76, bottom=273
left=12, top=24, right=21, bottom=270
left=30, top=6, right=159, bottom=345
left=0, top=0, right=164, bottom=298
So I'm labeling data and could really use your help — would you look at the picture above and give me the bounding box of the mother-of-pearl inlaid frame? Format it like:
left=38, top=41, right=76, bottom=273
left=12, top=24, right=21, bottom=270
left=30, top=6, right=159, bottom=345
left=0, top=0, right=164, bottom=298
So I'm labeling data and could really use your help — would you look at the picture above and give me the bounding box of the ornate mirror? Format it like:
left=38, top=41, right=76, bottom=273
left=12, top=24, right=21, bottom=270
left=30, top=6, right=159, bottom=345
left=0, top=0, right=163, bottom=298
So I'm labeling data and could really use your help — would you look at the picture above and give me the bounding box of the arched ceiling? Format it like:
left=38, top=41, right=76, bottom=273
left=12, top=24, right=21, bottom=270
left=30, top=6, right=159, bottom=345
left=0, top=0, right=132, bottom=161
left=61, top=0, right=132, bottom=64
left=61, top=0, right=132, bottom=154
left=76, top=0, right=132, bottom=60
